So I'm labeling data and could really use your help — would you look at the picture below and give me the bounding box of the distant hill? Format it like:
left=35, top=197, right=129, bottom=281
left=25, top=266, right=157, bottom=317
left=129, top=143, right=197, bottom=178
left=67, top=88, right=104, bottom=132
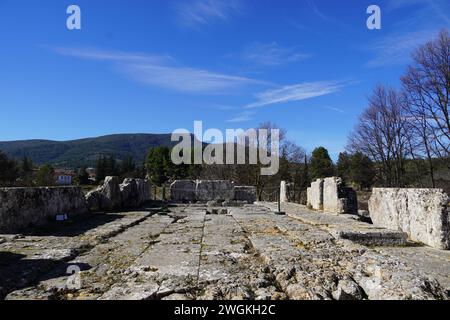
left=0, top=133, right=185, bottom=168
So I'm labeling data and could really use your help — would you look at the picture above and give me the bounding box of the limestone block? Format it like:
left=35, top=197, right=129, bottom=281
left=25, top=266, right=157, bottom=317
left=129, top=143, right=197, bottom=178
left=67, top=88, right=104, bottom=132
left=86, top=176, right=122, bottom=211
left=170, top=180, right=196, bottom=202
left=234, top=186, right=257, bottom=203
left=307, top=179, right=324, bottom=210
left=195, top=180, right=234, bottom=202
left=120, top=178, right=139, bottom=208
left=0, top=187, right=88, bottom=232
left=323, top=177, right=358, bottom=214
left=369, top=188, right=450, bottom=250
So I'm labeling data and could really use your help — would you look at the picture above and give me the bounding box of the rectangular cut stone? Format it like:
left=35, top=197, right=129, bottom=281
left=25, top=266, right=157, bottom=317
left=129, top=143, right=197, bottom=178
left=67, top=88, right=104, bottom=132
left=307, top=179, right=323, bottom=210
left=369, top=188, right=450, bottom=250
left=323, top=177, right=358, bottom=214
left=170, top=180, right=196, bottom=202
left=196, top=180, right=234, bottom=202
left=234, top=186, right=257, bottom=203
left=0, top=187, right=88, bottom=232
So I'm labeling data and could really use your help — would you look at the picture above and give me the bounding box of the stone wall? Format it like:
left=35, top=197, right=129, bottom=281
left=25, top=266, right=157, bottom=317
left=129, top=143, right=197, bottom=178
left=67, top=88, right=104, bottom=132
left=196, top=180, right=234, bottom=202
left=170, top=180, right=256, bottom=203
left=323, top=177, right=358, bottom=214
left=0, top=187, right=88, bottom=233
left=369, top=188, right=450, bottom=250
left=234, top=186, right=257, bottom=203
left=87, top=176, right=151, bottom=212
left=170, top=180, right=196, bottom=202
left=307, top=179, right=323, bottom=210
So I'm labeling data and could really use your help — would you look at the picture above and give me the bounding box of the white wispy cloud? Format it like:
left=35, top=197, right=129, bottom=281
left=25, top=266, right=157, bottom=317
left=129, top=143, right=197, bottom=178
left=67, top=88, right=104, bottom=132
left=226, top=111, right=256, bottom=123
left=175, top=0, right=242, bottom=27
left=364, top=30, right=440, bottom=68
left=53, top=47, right=266, bottom=94
left=244, top=81, right=347, bottom=109
left=242, top=42, right=310, bottom=66
left=324, top=106, right=345, bottom=113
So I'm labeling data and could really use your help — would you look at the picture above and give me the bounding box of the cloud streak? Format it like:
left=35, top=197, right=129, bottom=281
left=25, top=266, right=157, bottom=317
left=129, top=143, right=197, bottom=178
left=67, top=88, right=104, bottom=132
left=242, top=42, right=310, bottom=66
left=244, top=81, right=347, bottom=109
left=364, top=30, right=440, bottom=68
left=226, top=110, right=256, bottom=123
left=175, top=0, right=242, bottom=27
left=54, top=47, right=267, bottom=94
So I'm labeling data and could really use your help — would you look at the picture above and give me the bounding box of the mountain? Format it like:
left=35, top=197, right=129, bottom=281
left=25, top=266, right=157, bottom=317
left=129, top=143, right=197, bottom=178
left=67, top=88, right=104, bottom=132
left=0, top=133, right=183, bottom=168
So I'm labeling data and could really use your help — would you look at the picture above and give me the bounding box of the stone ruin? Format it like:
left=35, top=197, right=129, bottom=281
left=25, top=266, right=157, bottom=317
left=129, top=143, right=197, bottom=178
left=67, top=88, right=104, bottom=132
left=0, top=186, right=88, bottom=233
left=306, top=177, right=357, bottom=214
left=0, top=176, right=152, bottom=233
left=307, top=179, right=324, bottom=210
left=280, top=181, right=295, bottom=203
left=86, top=176, right=151, bottom=212
left=369, top=188, right=450, bottom=250
left=170, top=180, right=256, bottom=204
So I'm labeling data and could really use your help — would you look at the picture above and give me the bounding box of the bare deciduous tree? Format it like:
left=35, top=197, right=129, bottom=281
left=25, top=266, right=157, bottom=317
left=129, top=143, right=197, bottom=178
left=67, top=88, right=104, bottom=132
left=401, top=29, right=450, bottom=179
left=347, top=85, right=410, bottom=187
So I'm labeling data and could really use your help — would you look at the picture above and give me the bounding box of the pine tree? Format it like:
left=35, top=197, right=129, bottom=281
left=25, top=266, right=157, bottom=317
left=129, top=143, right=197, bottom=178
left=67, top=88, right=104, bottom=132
left=310, top=147, right=334, bottom=180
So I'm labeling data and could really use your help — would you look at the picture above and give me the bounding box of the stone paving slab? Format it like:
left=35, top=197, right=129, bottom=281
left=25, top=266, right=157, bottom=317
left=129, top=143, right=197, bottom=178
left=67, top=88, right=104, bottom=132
left=257, top=202, right=408, bottom=246
left=1, top=204, right=449, bottom=300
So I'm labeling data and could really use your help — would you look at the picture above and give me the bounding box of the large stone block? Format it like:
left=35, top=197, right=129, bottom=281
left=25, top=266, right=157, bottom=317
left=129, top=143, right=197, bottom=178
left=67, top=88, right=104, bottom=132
left=170, top=180, right=196, bottom=202
left=195, top=180, right=234, bottom=202
left=323, top=177, right=358, bottom=214
left=307, top=179, right=323, bottom=210
left=135, top=179, right=151, bottom=203
left=234, top=186, right=257, bottom=203
left=280, top=181, right=295, bottom=203
left=86, top=176, right=122, bottom=211
left=120, top=178, right=139, bottom=207
left=0, top=187, right=88, bottom=232
left=369, top=188, right=450, bottom=250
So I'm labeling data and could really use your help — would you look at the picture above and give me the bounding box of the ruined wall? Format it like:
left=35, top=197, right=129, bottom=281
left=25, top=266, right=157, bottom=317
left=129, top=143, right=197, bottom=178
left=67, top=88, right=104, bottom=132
left=170, top=180, right=256, bottom=203
left=170, top=180, right=196, bottom=202
left=87, top=176, right=151, bottom=212
left=196, top=180, right=234, bottom=202
left=0, top=187, right=88, bottom=232
left=369, top=188, right=450, bottom=250
left=234, top=186, right=256, bottom=203
left=307, top=179, right=324, bottom=210
left=323, top=177, right=358, bottom=214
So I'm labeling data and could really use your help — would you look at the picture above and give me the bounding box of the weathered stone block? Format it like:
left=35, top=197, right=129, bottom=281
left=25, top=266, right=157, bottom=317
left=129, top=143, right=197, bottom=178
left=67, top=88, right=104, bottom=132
left=280, top=181, right=295, bottom=203
left=369, top=188, right=450, bottom=250
left=0, top=187, right=88, bottom=232
left=170, top=180, right=196, bottom=202
left=86, top=176, right=122, bottom=212
left=120, top=178, right=139, bottom=208
left=307, top=179, right=323, bottom=210
left=195, top=180, right=234, bottom=202
left=323, top=177, right=358, bottom=214
left=234, top=186, right=257, bottom=203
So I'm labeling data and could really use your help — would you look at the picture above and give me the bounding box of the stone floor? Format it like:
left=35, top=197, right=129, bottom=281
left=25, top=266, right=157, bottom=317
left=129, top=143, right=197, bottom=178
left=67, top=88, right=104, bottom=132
left=0, top=203, right=449, bottom=300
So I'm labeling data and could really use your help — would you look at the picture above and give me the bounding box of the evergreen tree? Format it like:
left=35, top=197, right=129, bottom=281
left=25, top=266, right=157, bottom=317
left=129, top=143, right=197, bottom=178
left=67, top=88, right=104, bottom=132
left=77, top=166, right=90, bottom=185
left=310, top=147, right=334, bottom=180
left=36, top=164, right=54, bottom=186
left=337, top=152, right=351, bottom=183
left=348, top=152, right=375, bottom=190
left=96, top=155, right=107, bottom=183
left=146, top=147, right=171, bottom=185
left=120, top=155, right=136, bottom=177
left=0, top=151, right=18, bottom=186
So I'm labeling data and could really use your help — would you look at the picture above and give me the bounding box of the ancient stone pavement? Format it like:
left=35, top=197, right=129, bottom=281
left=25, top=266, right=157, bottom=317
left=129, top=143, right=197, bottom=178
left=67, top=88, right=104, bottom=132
left=0, top=203, right=449, bottom=300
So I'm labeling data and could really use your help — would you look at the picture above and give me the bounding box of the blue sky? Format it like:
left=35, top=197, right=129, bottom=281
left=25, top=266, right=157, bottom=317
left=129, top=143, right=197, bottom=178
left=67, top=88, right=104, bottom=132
left=0, top=0, right=449, bottom=158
